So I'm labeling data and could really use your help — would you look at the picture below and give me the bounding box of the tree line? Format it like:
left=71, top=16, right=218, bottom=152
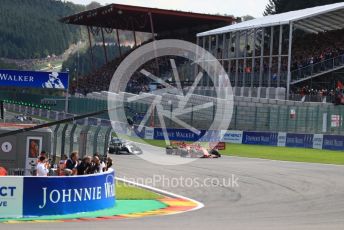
left=264, top=0, right=344, bottom=15
left=0, top=0, right=84, bottom=59
left=62, top=44, right=131, bottom=80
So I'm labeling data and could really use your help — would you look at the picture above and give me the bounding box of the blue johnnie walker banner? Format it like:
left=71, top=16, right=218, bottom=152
left=0, top=69, right=69, bottom=90
left=242, top=131, right=278, bottom=146
left=22, top=170, right=115, bottom=216
left=154, top=128, right=207, bottom=142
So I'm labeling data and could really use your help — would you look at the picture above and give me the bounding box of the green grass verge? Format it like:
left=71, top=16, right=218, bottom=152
left=117, top=134, right=344, bottom=165
left=220, top=144, right=344, bottom=165
left=116, top=181, right=163, bottom=200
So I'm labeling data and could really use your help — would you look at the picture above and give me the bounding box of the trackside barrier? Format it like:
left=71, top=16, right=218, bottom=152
left=114, top=123, right=344, bottom=151
left=4, top=105, right=344, bottom=152
left=0, top=169, right=115, bottom=219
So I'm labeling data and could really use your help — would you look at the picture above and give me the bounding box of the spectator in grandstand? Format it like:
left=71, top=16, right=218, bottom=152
left=334, top=87, right=344, bottom=105
left=70, top=29, right=344, bottom=95
left=292, top=29, right=344, bottom=73
left=65, top=151, right=79, bottom=176
left=291, top=84, right=343, bottom=103
left=36, top=156, right=50, bottom=176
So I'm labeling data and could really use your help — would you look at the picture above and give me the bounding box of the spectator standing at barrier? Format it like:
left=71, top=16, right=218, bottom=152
left=36, top=156, right=50, bottom=176
left=36, top=151, right=48, bottom=167
left=89, top=156, right=101, bottom=174
left=105, top=157, right=113, bottom=171
left=94, top=153, right=106, bottom=172
left=65, top=151, right=79, bottom=176
left=77, top=156, right=92, bottom=175
left=58, top=154, right=68, bottom=176
left=38, top=150, right=47, bottom=159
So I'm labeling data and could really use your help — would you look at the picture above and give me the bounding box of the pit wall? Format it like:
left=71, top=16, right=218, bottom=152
left=0, top=169, right=115, bottom=219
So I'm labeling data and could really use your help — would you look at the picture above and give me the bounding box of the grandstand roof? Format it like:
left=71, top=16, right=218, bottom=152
left=198, top=2, right=344, bottom=36
left=61, top=3, right=234, bottom=33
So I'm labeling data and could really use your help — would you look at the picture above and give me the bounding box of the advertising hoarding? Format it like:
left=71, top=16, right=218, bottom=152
left=0, top=177, right=23, bottom=218
left=0, top=69, right=68, bottom=90
left=23, top=170, right=115, bottom=216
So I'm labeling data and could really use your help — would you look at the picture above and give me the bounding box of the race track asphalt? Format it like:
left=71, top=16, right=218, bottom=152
left=4, top=112, right=344, bottom=230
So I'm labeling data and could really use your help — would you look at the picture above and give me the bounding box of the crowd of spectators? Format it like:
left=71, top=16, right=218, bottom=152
left=71, top=29, right=344, bottom=96
left=291, top=82, right=344, bottom=105
left=71, top=39, right=155, bottom=95
left=70, top=58, right=122, bottom=95
left=36, top=151, right=113, bottom=176
left=71, top=49, right=188, bottom=95
left=292, top=29, right=344, bottom=72
left=292, top=85, right=338, bottom=97
left=223, top=29, right=344, bottom=77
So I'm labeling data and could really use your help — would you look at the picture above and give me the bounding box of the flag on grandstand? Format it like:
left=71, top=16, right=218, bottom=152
left=331, top=115, right=342, bottom=128
left=337, top=81, right=343, bottom=90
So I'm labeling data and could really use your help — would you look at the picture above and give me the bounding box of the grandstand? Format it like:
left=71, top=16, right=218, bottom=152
left=61, top=3, right=234, bottom=95
left=197, top=3, right=344, bottom=100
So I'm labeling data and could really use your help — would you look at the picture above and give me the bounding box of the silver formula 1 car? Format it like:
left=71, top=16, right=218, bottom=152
left=108, top=138, right=143, bottom=155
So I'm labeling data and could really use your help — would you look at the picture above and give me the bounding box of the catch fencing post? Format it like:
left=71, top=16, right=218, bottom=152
left=286, top=106, right=290, bottom=132
left=234, top=105, right=238, bottom=130
left=61, top=124, right=69, bottom=157
left=104, top=127, right=112, bottom=156
left=276, top=105, right=281, bottom=131
left=93, top=126, right=102, bottom=155
left=315, top=105, right=320, bottom=133
left=190, top=104, right=194, bottom=127
left=69, top=124, right=77, bottom=154
left=294, top=107, right=298, bottom=133
left=305, top=106, right=309, bottom=133
left=254, top=106, right=258, bottom=131
left=52, top=124, right=60, bottom=164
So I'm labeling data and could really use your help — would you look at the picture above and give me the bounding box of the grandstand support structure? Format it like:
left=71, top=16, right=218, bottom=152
left=61, top=3, right=234, bottom=87
left=286, top=22, right=293, bottom=99
left=197, top=3, right=344, bottom=99
left=116, top=29, right=122, bottom=58
left=87, top=26, right=95, bottom=70
left=100, top=28, right=108, bottom=63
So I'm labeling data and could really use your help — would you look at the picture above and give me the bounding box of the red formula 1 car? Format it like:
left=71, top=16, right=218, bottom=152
left=166, top=141, right=221, bottom=158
